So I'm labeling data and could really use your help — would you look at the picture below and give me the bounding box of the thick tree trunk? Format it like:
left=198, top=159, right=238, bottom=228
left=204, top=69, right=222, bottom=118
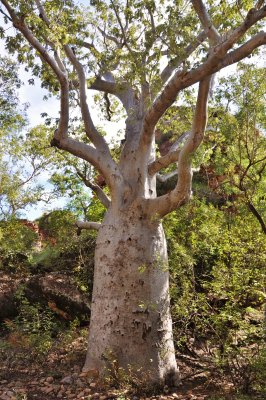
left=84, top=206, right=179, bottom=386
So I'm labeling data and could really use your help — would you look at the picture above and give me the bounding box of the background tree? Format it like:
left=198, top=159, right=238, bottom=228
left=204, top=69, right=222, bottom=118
left=209, top=65, right=266, bottom=234
left=0, top=125, right=56, bottom=218
left=1, top=0, right=265, bottom=385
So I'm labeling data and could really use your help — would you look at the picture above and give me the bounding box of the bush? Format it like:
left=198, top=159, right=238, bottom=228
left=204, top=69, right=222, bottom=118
left=164, top=198, right=266, bottom=394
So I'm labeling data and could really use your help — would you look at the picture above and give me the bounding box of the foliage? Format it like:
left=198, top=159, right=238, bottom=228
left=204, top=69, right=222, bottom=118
left=0, top=56, right=26, bottom=130
left=0, top=219, right=38, bottom=272
left=164, top=198, right=266, bottom=394
left=203, top=65, right=266, bottom=233
left=0, top=0, right=265, bottom=393
left=4, top=285, right=64, bottom=355
left=0, top=124, right=56, bottom=218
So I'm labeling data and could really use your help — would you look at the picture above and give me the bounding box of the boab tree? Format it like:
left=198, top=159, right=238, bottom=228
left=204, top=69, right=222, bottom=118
left=1, top=0, right=265, bottom=385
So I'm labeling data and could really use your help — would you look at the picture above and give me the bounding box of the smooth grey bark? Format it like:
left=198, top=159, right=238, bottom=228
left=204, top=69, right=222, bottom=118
left=84, top=205, right=179, bottom=385
left=2, top=0, right=266, bottom=387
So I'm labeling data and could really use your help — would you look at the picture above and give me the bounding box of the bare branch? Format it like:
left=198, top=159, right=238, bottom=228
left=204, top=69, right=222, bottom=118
left=0, top=5, right=11, bottom=21
left=157, top=167, right=200, bottom=183
left=220, top=6, right=266, bottom=52
left=191, top=0, right=221, bottom=45
left=218, top=31, right=266, bottom=68
left=76, top=170, right=111, bottom=209
left=64, top=46, right=111, bottom=152
left=146, top=76, right=211, bottom=218
left=110, top=0, right=135, bottom=56
left=140, top=24, right=266, bottom=150
left=157, top=170, right=178, bottom=183
left=97, top=26, right=122, bottom=47
left=148, top=131, right=190, bottom=176
left=88, top=77, right=123, bottom=97
left=247, top=202, right=266, bottom=235
left=76, top=221, right=101, bottom=232
left=51, top=137, right=117, bottom=187
left=161, top=31, right=207, bottom=83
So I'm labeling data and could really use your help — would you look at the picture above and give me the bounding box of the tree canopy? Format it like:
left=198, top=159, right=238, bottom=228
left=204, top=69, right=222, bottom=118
left=0, top=0, right=265, bottom=223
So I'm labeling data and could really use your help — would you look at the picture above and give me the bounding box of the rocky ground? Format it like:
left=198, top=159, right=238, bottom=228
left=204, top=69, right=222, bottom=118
left=0, top=328, right=235, bottom=400
left=0, top=328, right=262, bottom=400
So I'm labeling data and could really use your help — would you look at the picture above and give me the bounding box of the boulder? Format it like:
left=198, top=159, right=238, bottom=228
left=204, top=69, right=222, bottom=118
left=0, top=273, right=90, bottom=321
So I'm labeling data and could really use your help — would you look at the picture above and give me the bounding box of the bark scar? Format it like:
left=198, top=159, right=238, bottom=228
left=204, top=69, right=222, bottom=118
left=142, top=322, right=152, bottom=340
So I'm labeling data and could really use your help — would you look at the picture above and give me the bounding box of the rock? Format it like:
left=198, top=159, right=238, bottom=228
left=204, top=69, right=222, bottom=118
left=0, top=394, right=10, bottom=400
left=46, top=376, right=54, bottom=383
left=43, top=386, right=54, bottom=394
left=79, top=372, right=88, bottom=378
left=0, top=275, right=21, bottom=319
left=25, top=273, right=91, bottom=320
left=15, top=389, right=27, bottom=394
left=76, top=379, right=85, bottom=388
left=0, top=273, right=91, bottom=321
left=60, top=376, right=73, bottom=385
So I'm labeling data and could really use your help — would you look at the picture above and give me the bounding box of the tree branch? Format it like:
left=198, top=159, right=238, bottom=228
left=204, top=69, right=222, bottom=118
left=64, top=46, right=110, bottom=151
left=146, top=76, right=211, bottom=218
left=161, top=31, right=207, bottom=84
left=52, top=137, right=117, bottom=186
left=140, top=24, right=266, bottom=151
left=76, top=221, right=101, bottom=232
left=2, top=1, right=113, bottom=181
left=157, top=170, right=178, bottom=183
left=191, top=0, right=221, bottom=45
left=157, top=167, right=200, bottom=183
left=148, top=131, right=190, bottom=176
left=88, top=77, right=135, bottom=113
left=110, top=0, right=135, bottom=56
left=76, top=170, right=111, bottom=209
left=97, top=26, right=122, bottom=47
left=247, top=201, right=266, bottom=235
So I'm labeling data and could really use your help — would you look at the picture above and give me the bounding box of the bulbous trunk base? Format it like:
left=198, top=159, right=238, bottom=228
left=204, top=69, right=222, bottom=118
left=84, top=208, right=179, bottom=386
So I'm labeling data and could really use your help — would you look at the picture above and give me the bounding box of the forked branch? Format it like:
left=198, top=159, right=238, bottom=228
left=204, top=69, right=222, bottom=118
left=139, top=6, right=266, bottom=151
left=1, top=0, right=122, bottom=193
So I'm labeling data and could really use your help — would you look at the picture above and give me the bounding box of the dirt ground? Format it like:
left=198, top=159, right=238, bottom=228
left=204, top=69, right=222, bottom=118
left=0, top=329, right=261, bottom=400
